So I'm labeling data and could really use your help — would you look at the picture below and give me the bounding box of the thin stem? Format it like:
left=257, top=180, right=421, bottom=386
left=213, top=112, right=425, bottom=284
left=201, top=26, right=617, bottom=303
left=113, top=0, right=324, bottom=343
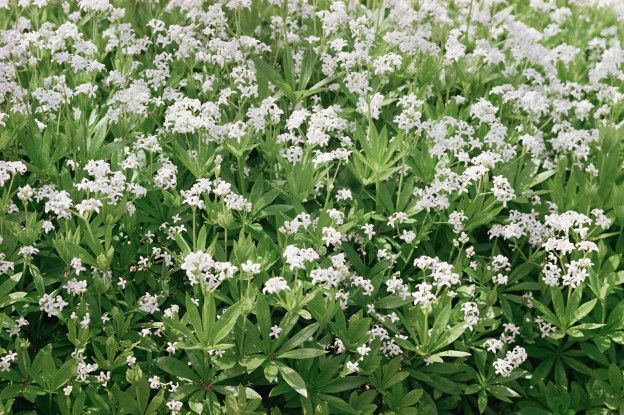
left=464, top=0, right=474, bottom=43
left=192, top=207, right=197, bottom=250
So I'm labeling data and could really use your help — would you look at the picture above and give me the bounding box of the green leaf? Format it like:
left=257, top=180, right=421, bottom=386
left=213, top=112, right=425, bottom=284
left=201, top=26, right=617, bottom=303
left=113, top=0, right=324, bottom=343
left=213, top=301, right=242, bottom=344
left=201, top=290, right=215, bottom=342
left=278, top=348, right=326, bottom=360
left=185, top=295, right=205, bottom=343
left=0, top=272, right=21, bottom=299
left=402, top=388, right=424, bottom=406
left=531, top=299, right=560, bottom=327
left=435, top=350, right=471, bottom=358
left=277, top=322, right=319, bottom=354
left=156, top=357, right=199, bottom=381
left=253, top=58, right=295, bottom=101
left=278, top=365, right=308, bottom=397
left=53, top=359, right=77, bottom=390
left=609, top=363, right=623, bottom=391
left=319, top=376, right=366, bottom=394
left=478, top=391, right=488, bottom=414
left=255, top=293, right=271, bottom=342
left=431, top=297, right=451, bottom=340
left=145, top=390, right=165, bottom=415
left=316, top=394, right=357, bottom=414
left=297, top=49, right=317, bottom=91
left=431, top=323, right=466, bottom=352
left=570, top=299, right=597, bottom=325
left=551, top=289, right=566, bottom=326
left=30, top=265, right=45, bottom=296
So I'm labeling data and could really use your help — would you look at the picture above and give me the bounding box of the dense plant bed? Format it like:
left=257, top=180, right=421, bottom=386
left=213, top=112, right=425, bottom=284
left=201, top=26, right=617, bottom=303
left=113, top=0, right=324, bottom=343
left=1, top=0, right=624, bottom=413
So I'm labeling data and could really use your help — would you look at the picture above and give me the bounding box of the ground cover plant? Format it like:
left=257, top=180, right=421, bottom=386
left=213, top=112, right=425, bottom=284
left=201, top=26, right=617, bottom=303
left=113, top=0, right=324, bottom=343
left=1, top=0, right=624, bottom=413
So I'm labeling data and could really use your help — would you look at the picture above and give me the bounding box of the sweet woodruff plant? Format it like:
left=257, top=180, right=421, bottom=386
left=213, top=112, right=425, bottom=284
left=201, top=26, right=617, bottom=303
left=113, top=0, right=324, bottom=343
left=0, top=0, right=624, bottom=413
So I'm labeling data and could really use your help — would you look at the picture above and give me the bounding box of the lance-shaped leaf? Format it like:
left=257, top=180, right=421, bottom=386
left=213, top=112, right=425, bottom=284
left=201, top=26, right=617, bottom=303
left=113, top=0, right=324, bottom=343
left=277, top=364, right=308, bottom=397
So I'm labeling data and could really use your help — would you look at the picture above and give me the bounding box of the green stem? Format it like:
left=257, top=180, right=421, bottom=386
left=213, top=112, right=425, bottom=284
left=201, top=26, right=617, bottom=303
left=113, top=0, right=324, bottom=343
left=465, top=0, right=474, bottom=43
left=192, top=207, right=197, bottom=251
left=224, top=227, right=228, bottom=259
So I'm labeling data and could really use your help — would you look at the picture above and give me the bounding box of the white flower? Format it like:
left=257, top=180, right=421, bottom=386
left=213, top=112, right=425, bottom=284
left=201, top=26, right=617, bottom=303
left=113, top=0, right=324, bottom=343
left=0, top=351, right=17, bottom=372
left=322, top=227, right=342, bottom=247
left=0, top=161, right=27, bottom=187
left=448, top=211, right=467, bottom=233
left=45, top=191, right=73, bottom=219
left=42, top=221, right=55, bottom=233
left=76, top=198, right=103, bottom=215
left=399, top=230, right=416, bottom=243
left=387, top=212, right=408, bottom=228
left=39, top=294, right=69, bottom=318
left=445, top=28, right=466, bottom=62
left=166, top=399, right=183, bottom=415
left=535, top=316, right=557, bottom=338
left=352, top=276, right=374, bottom=295
left=138, top=293, right=159, bottom=314
left=333, top=338, right=345, bottom=354
left=461, top=302, right=479, bottom=330
left=18, top=246, right=39, bottom=257
left=493, top=346, right=527, bottom=377
left=493, top=273, right=508, bottom=285
left=64, top=278, right=88, bottom=296
left=180, top=251, right=215, bottom=285
left=345, top=361, right=359, bottom=374
left=153, top=159, right=177, bottom=190
left=149, top=376, right=161, bottom=389
left=17, top=185, right=34, bottom=202
left=96, top=371, right=110, bottom=387
left=263, top=277, right=290, bottom=294
left=76, top=361, right=98, bottom=381
left=470, top=98, right=498, bottom=124
left=283, top=245, right=319, bottom=270
left=362, top=223, right=375, bottom=240
left=562, top=258, right=592, bottom=288
left=492, top=176, right=515, bottom=207
left=241, top=260, right=261, bottom=274
left=484, top=339, right=504, bottom=353
left=356, top=345, right=371, bottom=359
left=269, top=325, right=282, bottom=338
left=336, top=188, right=352, bottom=201
left=592, top=209, right=612, bottom=230
left=357, top=93, right=385, bottom=119
left=78, top=0, right=112, bottom=12
left=71, top=257, right=86, bottom=275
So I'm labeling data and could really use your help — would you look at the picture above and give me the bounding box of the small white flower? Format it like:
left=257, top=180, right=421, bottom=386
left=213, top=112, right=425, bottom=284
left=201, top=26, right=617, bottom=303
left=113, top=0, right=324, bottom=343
left=263, top=277, right=290, bottom=294
left=76, top=198, right=103, bottom=215
left=322, top=227, right=342, bottom=247
left=138, top=293, right=159, bottom=314
left=70, top=257, right=86, bottom=275
left=149, top=376, right=161, bottom=389
left=345, top=361, right=359, bottom=374
left=18, top=246, right=39, bottom=258
left=241, top=260, right=261, bottom=274
left=269, top=325, right=282, bottom=338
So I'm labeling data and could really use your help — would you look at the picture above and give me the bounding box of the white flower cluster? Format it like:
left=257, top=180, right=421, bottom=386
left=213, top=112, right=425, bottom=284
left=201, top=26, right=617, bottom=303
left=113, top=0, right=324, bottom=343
left=493, top=346, right=528, bottom=377
left=182, top=177, right=251, bottom=212
left=180, top=251, right=238, bottom=289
